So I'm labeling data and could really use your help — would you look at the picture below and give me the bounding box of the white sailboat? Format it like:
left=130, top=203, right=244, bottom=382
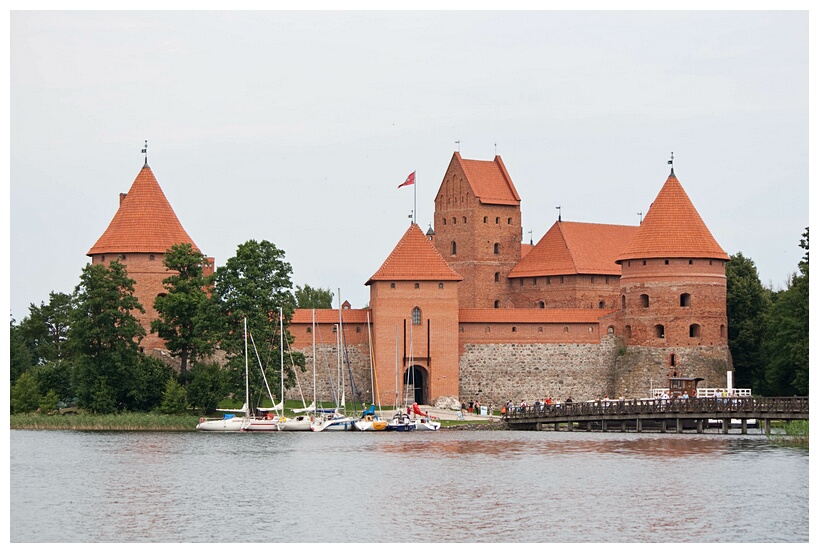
left=355, top=312, right=388, bottom=431
left=197, top=318, right=253, bottom=431
left=242, top=308, right=287, bottom=431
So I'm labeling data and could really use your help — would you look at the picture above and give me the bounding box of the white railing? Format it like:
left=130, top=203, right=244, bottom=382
left=649, top=388, right=752, bottom=399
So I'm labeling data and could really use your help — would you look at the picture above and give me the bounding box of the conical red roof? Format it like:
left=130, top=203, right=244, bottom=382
left=616, top=172, right=728, bottom=262
left=366, top=223, right=462, bottom=284
left=87, top=164, right=199, bottom=255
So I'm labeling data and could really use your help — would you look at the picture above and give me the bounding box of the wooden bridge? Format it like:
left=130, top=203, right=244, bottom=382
left=503, top=396, right=809, bottom=434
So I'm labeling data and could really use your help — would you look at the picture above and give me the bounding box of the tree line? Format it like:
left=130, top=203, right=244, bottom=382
left=10, top=229, right=809, bottom=415
left=726, top=228, right=809, bottom=396
left=10, top=240, right=334, bottom=415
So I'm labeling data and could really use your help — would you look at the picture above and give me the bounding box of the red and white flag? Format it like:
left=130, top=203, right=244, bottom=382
left=397, top=171, right=415, bottom=188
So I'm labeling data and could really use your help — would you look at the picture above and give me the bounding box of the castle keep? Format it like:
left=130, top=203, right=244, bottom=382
left=89, top=152, right=732, bottom=406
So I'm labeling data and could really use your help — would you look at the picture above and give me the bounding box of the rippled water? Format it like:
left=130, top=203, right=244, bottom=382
left=10, top=429, right=808, bottom=542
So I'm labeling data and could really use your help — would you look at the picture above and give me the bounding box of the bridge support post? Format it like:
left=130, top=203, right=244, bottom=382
left=722, top=419, right=730, bottom=434
left=555, top=422, right=560, bottom=431
left=536, top=422, right=542, bottom=431
left=764, top=419, right=771, bottom=435
left=601, top=420, right=607, bottom=432
left=741, top=419, right=747, bottom=434
left=621, top=421, right=626, bottom=432
left=636, top=418, right=642, bottom=433
left=676, top=418, right=683, bottom=433
left=696, top=419, right=703, bottom=433
left=567, top=420, right=573, bottom=432
left=661, top=419, right=667, bottom=433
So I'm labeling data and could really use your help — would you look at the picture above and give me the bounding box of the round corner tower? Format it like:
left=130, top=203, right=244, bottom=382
left=614, top=168, right=731, bottom=386
left=86, top=160, right=211, bottom=351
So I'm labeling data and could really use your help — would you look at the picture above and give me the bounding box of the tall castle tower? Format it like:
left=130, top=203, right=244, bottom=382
left=87, top=158, right=211, bottom=351
left=432, top=152, right=522, bottom=308
left=615, top=168, right=729, bottom=379
left=366, top=224, right=462, bottom=406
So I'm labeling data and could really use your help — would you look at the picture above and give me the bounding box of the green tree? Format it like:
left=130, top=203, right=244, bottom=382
left=11, top=372, right=41, bottom=413
left=159, top=377, right=188, bottom=414
left=9, top=319, right=32, bottom=384
left=762, top=228, right=809, bottom=395
left=69, top=260, right=145, bottom=411
left=18, top=291, right=74, bottom=365
left=187, top=361, right=229, bottom=414
left=213, top=240, right=302, bottom=402
left=151, top=243, right=217, bottom=374
left=31, top=360, right=76, bottom=402
left=39, top=389, right=61, bottom=414
left=295, top=284, right=334, bottom=309
left=129, top=355, right=175, bottom=412
left=726, top=252, right=771, bottom=389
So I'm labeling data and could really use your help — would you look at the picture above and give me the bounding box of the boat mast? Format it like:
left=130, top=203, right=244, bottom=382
left=367, top=311, right=381, bottom=416
left=244, top=317, right=249, bottom=417
left=312, top=308, right=316, bottom=413
left=279, top=307, right=284, bottom=415
left=394, top=325, right=399, bottom=411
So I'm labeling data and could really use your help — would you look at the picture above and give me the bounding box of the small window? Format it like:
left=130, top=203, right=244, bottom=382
left=640, top=294, right=649, bottom=308
left=563, top=326, right=569, bottom=333
left=598, top=301, right=605, bottom=309
left=591, top=276, right=595, bottom=284
left=621, top=295, right=626, bottom=309
left=356, top=326, right=361, bottom=333
left=101, top=255, right=105, bottom=261
left=414, top=283, right=420, bottom=289
left=560, top=276, right=564, bottom=284
left=642, top=260, right=646, bottom=266
left=655, top=324, right=665, bottom=338
left=438, top=282, right=444, bottom=289
left=680, top=293, right=691, bottom=307
left=507, top=217, right=512, bottom=224
left=689, top=259, right=693, bottom=265
left=538, top=326, right=543, bottom=333
left=451, top=241, right=457, bottom=255
left=494, top=272, right=500, bottom=283
left=121, top=254, right=127, bottom=260
left=391, top=283, right=395, bottom=289
left=605, top=276, right=609, bottom=284
left=607, top=326, right=614, bottom=335
left=625, top=325, right=632, bottom=338
left=689, top=324, right=701, bottom=338
left=720, top=324, right=725, bottom=337
left=665, top=259, right=669, bottom=265
left=494, top=243, right=500, bottom=254
left=485, top=326, right=491, bottom=333
left=459, top=325, right=464, bottom=332
left=495, top=217, right=500, bottom=224
left=670, top=353, right=676, bottom=366
left=494, top=300, right=500, bottom=308
left=149, top=254, right=155, bottom=261
left=532, top=277, right=537, bottom=285
left=512, top=326, right=517, bottom=332
left=483, top=216, right=487, bottom=223
left=306, top=327, right=312, bottom=334
left=463, top=216, right=467, bottom=223
left=539, top=301, right=545, bottom=308
left=547, top=277, right=551, bottom=285
left=443, top=218, right=447, bottom=225
left=412, top=307, right=421, bottom=325
left=452, top=217, right=456, bottom=225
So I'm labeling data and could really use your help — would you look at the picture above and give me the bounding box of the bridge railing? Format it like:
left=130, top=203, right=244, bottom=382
left=504, top=397, right=809, bottom=420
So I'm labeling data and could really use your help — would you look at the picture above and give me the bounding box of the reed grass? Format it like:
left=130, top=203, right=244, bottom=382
left=10, top=412, right=199, bottom=431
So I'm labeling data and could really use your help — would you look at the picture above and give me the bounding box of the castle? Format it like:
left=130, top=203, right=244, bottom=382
left=89, top=151, right=732, bottom=407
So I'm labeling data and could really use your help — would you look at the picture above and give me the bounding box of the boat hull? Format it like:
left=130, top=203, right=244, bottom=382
left=412, top=419, right=441, bottom=431
left=279, top=415, right=313, bottom=431
left=241, top=418, right=281, bottom=431
left=196, top=417, right=246, bottom=432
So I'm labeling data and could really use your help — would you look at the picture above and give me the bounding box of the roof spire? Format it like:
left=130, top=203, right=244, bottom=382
left=556, top=205, right=562, bottom=222
left=142, top=140, right=149, bottom=167
left=668, top=151, right=674, bottom=176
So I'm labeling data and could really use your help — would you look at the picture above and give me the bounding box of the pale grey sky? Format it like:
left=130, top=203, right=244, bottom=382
left=8, top=9, right=810, bottom=322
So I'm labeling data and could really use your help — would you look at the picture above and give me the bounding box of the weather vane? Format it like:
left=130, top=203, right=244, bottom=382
left=142, top=140, right=148, bottom=166
left=638, top=211, right=643, bottom=224
left=455, top=140, right=461, bottom=153
left=668, top=151, right=674, bottom=175
left=556, top=205, right=562, bottom=222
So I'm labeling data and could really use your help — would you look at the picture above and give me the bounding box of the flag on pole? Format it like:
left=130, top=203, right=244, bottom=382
left=397, top=171, right=415, bottom=188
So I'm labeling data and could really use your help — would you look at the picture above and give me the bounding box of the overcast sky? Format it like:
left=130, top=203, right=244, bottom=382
left=7, top=9, right=810, bottom=323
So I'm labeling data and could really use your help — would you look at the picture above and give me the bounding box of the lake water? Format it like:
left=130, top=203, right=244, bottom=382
left=9, top=429, right=809, bottom=543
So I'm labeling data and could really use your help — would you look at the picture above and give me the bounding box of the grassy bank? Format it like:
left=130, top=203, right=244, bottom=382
left=10, top=412, right=199, bottom=431
left=768, top=420, right=809, bottom=447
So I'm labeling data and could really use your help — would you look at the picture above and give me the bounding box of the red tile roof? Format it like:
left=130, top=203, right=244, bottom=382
left=87, top=165, right=198, bottom=255
left=616, top=173, right=728, bottom=262
left=292, top=308, right=372, bottom=324
left=459, top=308, right=615, bottom=324
left=367, top=224, right=463, bottom=284
left=508, top=221, right=637, bottom=278
left=456, top=152, right=521, bottom=206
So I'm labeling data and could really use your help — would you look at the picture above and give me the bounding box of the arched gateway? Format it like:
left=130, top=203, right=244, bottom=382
left=402, top=365, right=429, bottom=406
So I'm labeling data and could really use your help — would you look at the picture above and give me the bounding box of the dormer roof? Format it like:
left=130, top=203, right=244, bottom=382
left=508, top=221, right=637, bottom=278
left=447, top=152, right=521, bottom=206
left=366, top=223, right=463, bottom=285
left=616, top=172, right=728, bottom=263
left=87, top=165, right=198, bottom=256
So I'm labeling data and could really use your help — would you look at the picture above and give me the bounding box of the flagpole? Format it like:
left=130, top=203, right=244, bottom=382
left=413, top=169, right=417, bottom=225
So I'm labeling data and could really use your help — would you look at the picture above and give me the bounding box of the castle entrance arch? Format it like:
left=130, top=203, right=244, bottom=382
left=403, top=365, right=429, bottom=406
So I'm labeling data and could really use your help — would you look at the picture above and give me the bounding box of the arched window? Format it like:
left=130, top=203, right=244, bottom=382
left=640, top=294, right=649, bottom=308
left=494, top=300, right=500, bottom=308
left=493, top=243, right=500, bottom=254
left=680, top=293, right=691, bottom=307
left=463, top=216, right=467, bottom=223
left=512, top=326, right=517, bottom=332
left=689, top=324, right=701, bottom=338
left=411, top=307, right=421, bottom=325
left=720, top=324, right=725, bottom=338
left=494, top=272, right=500, bottom=282
left=607, top=326, right=614, bottom=335
left=539, top=301, right=545, bottom=308
left=621, top=295, right=626, bottom=309
left=670, top=353, right=676, bottom=366
left=495, top=217, right=500, bottom=224
left=149, top=254, right=155, bottom=261
left=483, top=216, right=487, bottom=223
left=625, top=325, right=632, bottom=338
left=655, top=324, right=665, bottom=338
left=451, top=241, right=457, bottom=255
left=507, top=217, right=512, bottom=224
left=598, top=301, right=605, bottom=309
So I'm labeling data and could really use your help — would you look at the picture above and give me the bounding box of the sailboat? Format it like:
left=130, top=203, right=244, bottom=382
left=280, top=310, right=317, bottom=431
left=196, top=318, right=254, bottom=432
left=386, top=324, right=415, bottom=432
left=312, top=292, right=357, bottom=432
left=355, top=312, right=387, bottom=431
left=410, top=401, right=440, bottom=431
left=242, top=307, right=289, bottom=431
